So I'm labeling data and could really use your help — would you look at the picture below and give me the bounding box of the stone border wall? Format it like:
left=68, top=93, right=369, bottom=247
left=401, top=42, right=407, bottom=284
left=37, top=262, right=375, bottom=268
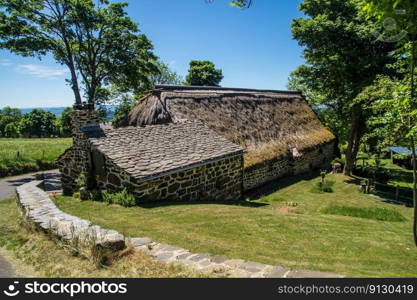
left=16, top=181, right=125, bottom=258
left=243, top=142, right=335, bottom=191
left=15, top=180, right=343, bottom=278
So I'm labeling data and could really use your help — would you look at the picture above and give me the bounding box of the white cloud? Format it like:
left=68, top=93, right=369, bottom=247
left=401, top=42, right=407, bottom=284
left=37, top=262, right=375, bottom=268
left=16, top=64, right=68, bottom=80
left=0, top=59, right=12, bottom=67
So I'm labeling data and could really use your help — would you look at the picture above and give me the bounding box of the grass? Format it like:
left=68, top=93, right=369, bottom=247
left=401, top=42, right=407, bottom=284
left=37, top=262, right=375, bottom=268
left=0, top=197, right=206, bottom=277
left=53, top=173, right=417, bottom=278
left=0, top=138, right=72, bottom=177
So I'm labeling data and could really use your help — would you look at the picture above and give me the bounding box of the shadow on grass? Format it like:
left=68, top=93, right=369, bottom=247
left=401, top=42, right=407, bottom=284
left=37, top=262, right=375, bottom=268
left=244, top=171, right=320, bottom=201
left=5, top=171, right=59, bottom=187
left=136, top=199, right=269, bottom=209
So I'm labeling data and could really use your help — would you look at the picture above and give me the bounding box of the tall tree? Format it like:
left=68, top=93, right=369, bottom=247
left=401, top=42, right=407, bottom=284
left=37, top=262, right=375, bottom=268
left=184, top=60, right=223, bottom=86
left=19, top=109, right=56, bottom=138
left=363, top=0, right=417, bottom=245
left=0, top=0, right=158, bottom=107
left=150, top=61, right=183, bottom=86
left=290, top=0, right=398, bottom=175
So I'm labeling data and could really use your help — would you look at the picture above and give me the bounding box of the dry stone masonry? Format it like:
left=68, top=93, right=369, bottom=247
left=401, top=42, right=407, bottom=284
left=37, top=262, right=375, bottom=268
left=243, top=142, right=335, bottom=191
left=59, top=108, right=244, bottom=202
left=16, top=180, right=125, bottom=254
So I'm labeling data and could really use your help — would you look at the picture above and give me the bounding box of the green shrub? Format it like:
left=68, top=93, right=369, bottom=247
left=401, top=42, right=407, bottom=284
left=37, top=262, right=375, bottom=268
left=75, top=173, right=88, bottom=188
left=322, top=205, right=406, bottom=222
left=88, top=189, right=103, bottom=202
left=101, top=189, right=136, bottom=207
left=311, top=180, right=335, bottom=193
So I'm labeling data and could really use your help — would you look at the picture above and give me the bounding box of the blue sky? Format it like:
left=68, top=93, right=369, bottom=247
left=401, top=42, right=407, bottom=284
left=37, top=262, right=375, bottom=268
left=0, top=0, right=304, bottom=108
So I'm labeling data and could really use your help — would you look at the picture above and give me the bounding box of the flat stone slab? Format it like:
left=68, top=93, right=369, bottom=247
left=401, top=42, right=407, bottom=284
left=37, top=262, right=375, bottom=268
left=130, top=237, right=153, bottom=247
left=189, top=253, right=210, bottom=262
left=16, top=181, right=126, bottom=256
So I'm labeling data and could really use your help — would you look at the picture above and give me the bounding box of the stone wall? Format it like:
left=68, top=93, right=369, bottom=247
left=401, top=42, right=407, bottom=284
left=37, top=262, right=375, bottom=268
left=16, top=180, right=125, bottom=258
left=243, top=141, right=335, bottom=191
left=59, top=108, right=100, bottom=195
left=93, top=153, right=243, bottom=202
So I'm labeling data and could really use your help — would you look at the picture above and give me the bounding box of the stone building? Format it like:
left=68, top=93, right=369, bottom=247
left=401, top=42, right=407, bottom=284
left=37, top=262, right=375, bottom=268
left=127, top=85, right=336, bottom=191
left=58, top=106, right=244, bottom=201
left=59, top=85, right=336, bottom=203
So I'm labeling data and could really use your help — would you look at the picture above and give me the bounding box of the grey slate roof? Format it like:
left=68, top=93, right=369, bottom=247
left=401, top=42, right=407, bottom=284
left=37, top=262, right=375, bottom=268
left=86, top=122, right=243, bottom=180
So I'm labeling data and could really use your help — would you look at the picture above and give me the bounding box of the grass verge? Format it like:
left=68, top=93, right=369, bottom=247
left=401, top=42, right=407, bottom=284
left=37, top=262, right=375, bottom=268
left=322, top=205, right=406, bottom=222
left=54, top=174, right=417, bottom=277
left=0, top=138, right=72, bottom=178
left=0, top=197, right=205, bottom=277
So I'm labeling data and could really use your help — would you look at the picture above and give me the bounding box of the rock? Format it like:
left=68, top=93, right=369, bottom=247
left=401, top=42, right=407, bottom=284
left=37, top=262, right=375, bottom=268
left=130, top=237, right=153, bottom=247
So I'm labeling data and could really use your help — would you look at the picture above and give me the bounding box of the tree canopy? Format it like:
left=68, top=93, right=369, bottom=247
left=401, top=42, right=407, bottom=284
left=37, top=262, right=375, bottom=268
left=290, top=0, right=398, bottom=175
left=184, top=60, right=223, bottom=86
left=0, top=0, right=158, bottom=107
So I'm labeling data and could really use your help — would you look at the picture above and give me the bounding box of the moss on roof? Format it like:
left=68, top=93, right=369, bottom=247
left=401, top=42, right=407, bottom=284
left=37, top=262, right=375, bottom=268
left=127, top=86, right=335, bottom=168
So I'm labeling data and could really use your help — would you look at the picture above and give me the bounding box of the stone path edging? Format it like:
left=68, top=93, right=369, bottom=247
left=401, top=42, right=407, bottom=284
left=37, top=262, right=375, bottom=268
left=16, top=181, right=125, bottom=255
left=16, top=179, right=344, bottom=278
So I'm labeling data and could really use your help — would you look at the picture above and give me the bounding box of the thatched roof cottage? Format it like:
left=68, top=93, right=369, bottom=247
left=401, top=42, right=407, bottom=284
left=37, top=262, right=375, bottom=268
left=127, top=85, right=336, bottom=190
left=59, top=85, right=335, bottom=203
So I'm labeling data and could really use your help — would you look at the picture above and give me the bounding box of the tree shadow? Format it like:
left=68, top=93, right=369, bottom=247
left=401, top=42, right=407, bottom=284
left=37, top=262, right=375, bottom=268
left=5, top=171, right=60, bottom=187
left=244, top=171, right=320, bottom=201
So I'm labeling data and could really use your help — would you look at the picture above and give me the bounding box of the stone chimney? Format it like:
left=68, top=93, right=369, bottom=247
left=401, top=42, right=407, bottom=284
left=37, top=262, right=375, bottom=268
left=61, top=104, right=100, bottom=194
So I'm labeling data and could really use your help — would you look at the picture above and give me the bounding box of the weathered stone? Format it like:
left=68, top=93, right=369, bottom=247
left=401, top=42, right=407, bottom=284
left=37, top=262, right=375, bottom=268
left=211, top=256, right=229, bottom=264
left=130, top=237, right=153, bottom=247
left=285, top=270, right=344, bottom=278
left=266, top=266, right=290, bottom=278
left=189, top=253, right=210, bottom=262
left=168, top=183, right=180, bottom=193
left=108, top=173, right=121, bottom=186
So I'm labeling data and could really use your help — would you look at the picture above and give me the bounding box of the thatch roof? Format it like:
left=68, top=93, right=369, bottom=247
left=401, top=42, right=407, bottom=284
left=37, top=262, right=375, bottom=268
left=127, top=85, right=335, bottom=167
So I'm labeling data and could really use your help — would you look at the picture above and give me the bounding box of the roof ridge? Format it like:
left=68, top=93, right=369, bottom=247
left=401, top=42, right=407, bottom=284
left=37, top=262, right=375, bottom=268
left=153, top=85, right=302, bottom=95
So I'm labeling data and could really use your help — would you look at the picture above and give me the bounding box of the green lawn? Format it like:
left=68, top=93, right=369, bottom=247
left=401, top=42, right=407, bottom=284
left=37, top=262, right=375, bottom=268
left=0, top=138, right=72, bottom=177
left=54, top=174, right=417, bottom=278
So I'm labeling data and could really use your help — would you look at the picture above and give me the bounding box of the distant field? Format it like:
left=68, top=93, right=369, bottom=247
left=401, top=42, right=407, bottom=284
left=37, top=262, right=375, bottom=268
left=0, top=138, right=72, bottom=177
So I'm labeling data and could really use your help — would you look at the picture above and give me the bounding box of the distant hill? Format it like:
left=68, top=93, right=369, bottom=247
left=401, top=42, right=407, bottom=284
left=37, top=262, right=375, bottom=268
left=19, top=107, right=68, bottom=117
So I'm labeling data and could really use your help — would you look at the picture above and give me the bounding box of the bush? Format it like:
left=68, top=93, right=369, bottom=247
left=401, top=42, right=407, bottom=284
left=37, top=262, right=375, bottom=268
left=311, top=180, right=335, bottom=193
left=100, top=189, right=136, bottom=207
left=75, top=173, right=88, bottom=188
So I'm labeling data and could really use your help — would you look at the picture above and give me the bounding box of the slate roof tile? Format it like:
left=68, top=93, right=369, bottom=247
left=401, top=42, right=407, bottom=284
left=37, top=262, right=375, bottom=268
left=86, top=122, right=243, bottom=181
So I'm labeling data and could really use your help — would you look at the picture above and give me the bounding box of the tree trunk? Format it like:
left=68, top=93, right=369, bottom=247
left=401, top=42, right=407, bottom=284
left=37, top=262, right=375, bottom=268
left=68, top=60, right=83, bottom=106
left=411, top=137, right=417, bottom=246
left=410, top=36, right=417, bottom=246
left=344, top=104, right=363, bottom=175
